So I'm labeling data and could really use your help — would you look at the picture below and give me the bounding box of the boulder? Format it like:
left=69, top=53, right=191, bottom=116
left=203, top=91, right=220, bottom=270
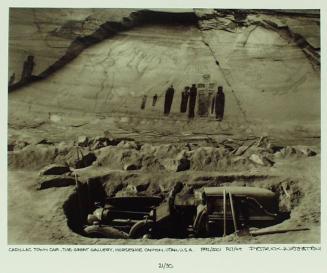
left=95, top=146, right=142, bottom=170
left=141, top=154, right=164, bottom=170
left=234, top=145, right=251, bottom=156
left=154, top=144, right=184, bottom=158
left=64, top=148, right=97, bottom=169
left=282, top=146, right=298, bottom=157
left=76, top=136, right=89, bottom=147
left=122, top=150, right=143, bottom=170
left=161, top=152, right=190, bottom=172
left=190, top=147, right=228, bottom=170
left=140, top=143, right=157, bottom=154
left=249, top=154, right=274, bottom=167
left=295, top=146, right=317, bottom=157
left=89, top=136, right=114, bottom=150
left=115, top=184, right=138, bottom=197
left=56, top=141, right=74, bottom=156
left=89, top=140, right=102, bottom=151
left=117, top=140, right=139, bottom=150
left=145, top=182, right=162, bottom=195
left=91, top=136, right=108, bottom=143
left=184, top=143, right=199, bottom=151
left=273, top=151, right=283, bottom=159
left=243, top=146, right=271, bottom=157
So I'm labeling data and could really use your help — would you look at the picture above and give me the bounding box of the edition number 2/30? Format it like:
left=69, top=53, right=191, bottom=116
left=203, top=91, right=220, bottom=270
left=158, top=262, right=174, bottom=269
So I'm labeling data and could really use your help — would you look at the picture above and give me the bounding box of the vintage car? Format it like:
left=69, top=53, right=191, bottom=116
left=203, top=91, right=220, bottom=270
left=83, top=185, right=285, bottom=239
left=198, top=186, right=280, bottom=237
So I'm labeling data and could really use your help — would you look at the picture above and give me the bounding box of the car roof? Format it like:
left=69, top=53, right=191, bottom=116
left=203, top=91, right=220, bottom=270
left=203, top=186, right=275, bottom=198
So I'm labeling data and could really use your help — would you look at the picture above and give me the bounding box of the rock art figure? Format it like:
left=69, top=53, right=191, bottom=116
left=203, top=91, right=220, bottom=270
left=215, top=86, right=225, bottom=121
left=21, top=55, right=35, bottom=81
left=211, top=94, right=215, bottom=114
left=164, top=85, right=175, bottom=115
left=180, top=86, right=190, bottom=113
left=141, top=95, right=147, bottom=110
left=188, top=84, right=197, bottom=119
left=152, top=94, right=158, bottom=106
left=9, top=73, right=15, bottom=86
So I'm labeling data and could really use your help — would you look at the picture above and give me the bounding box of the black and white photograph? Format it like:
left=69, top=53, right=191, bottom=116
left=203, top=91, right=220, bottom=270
left=2, top=1, right=326, bottom=273
left=7, top=7, right=322, bottom=244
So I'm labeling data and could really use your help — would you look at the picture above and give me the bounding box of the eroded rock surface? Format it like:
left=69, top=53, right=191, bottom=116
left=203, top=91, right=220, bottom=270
left=9, top=9, right=320, bottom=132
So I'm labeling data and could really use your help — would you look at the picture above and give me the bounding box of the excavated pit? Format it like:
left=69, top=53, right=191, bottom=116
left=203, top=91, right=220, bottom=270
left=8, top=133, right=318, bottom=240
left=62, top=172, right=293, bottom=239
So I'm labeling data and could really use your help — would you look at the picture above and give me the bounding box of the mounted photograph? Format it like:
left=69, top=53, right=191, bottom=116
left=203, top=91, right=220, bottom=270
left=7, top=8, right=320, bottom=244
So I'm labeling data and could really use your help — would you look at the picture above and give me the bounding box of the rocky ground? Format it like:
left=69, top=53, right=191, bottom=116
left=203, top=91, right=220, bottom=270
left=7, top=107, right=320, bottom=244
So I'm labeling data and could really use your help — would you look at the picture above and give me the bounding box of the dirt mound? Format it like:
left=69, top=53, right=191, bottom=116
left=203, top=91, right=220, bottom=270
left=8, top=144, right=58, bottom=170
left=8, top=135, right=318, bottom=173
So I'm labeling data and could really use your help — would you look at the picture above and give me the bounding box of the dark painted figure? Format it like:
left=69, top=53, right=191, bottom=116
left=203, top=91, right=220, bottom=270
left=180, top=86, right=190, bottom=113
left=9, top=73, right=15, bottom=86
left=141, top=95, right=147, bottom=110
left=152, top=94, right=158, bottom=106
left=164, top=85, right=175, bottom=115
left=188, top=84, right=197, bottom=119
left=21, top=55, right=35, bottom=81
left=215, top=86, right=225, bottom=121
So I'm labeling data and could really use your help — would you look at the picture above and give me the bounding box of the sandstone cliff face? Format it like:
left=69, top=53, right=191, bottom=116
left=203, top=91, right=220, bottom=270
left=9, top=9, right=320, bottom=131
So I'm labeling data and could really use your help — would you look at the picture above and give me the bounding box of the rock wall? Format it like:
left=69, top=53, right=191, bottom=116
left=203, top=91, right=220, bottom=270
left=8, top=8, right=320, bottom=130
